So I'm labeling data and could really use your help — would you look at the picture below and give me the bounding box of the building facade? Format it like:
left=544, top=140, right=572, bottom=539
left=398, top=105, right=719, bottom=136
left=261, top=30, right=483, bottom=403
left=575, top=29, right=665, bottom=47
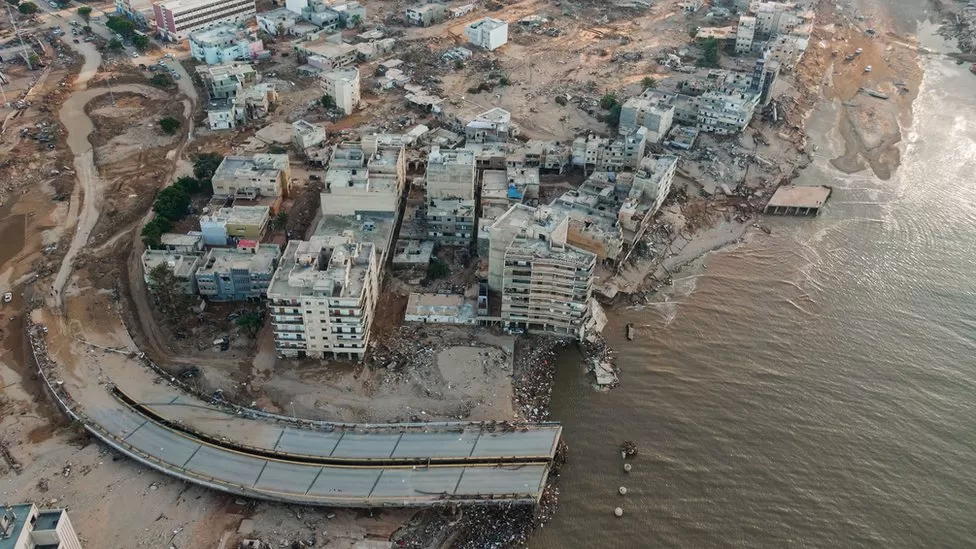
left=211, top=154, right=290, bottom=199
left=194, top=241, right=280, bottom=301
left=141, top=250, right=202, bottom=294
left=267, top=236, right=381, bottom=361
left=321, top=67, right=360, bottom=115
left=465, top=17, right=507, bottom=51
left=153, top=0, right=256, bottom=41
left=488, top=204, right=596, bottom=339
left=188, top=24, right=261, bottom=64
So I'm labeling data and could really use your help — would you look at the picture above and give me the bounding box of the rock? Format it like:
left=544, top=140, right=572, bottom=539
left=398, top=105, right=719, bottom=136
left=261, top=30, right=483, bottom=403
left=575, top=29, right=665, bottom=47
left=618, top=486, right=627, bottom=495
left=623, top=463, right=632, bottom=473
left=614, top=507, right=624, bottom=517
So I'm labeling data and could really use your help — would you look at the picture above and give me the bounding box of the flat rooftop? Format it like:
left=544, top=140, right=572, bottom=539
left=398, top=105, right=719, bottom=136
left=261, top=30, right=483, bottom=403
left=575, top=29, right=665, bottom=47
left=142, top=250, right=199, bottom=278
left=213, top=154, right=288, bottom=180
left=160, top=232, right=202, bottom=248
left=468, top=17, right=507, bottom=31
left=0, top=504, right=35, bottom=549
left=406, top=293, right=476, bottom=320
left=268, top=237, right=375, bottom=299
left=202, top=205, right=270, bottom=226
left=314, top=211, right=396, bottom=250
left=765, top=185, right=832, bottom=209
left=189, top=24, right=245, bottom=46
left=197, top=244, right=280, bottom=275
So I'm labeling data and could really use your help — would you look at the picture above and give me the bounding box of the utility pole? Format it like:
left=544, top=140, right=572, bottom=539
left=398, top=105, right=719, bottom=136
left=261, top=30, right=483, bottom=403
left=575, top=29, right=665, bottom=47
left=5, top=3, right=33, bottom=71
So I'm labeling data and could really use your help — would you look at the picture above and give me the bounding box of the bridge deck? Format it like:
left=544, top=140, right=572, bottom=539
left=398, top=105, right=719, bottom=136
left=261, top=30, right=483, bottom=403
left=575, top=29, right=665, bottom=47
left=85, top=404, right=551, bottom=507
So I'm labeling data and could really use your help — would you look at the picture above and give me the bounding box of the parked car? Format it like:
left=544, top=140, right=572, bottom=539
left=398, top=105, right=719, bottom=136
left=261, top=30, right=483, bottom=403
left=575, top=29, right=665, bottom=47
left=130, top=51, right=138, bottom=58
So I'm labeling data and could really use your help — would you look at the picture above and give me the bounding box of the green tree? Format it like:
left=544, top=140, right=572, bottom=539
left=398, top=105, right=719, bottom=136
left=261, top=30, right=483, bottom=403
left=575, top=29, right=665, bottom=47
left=27, top=53, right=39, bottom=67
left=77, top=5, right=91, bottom=21
left=159, top=116, right=180, bottom=135
left=554, top=95, right=567, bottom=106
left=152, top=185, right=190, bottom=220
left=132, top=34, right=149, bottom=51
left=141, top=217, right=172, bottom=248
left=276, top=22, right=285, bottom=37
left=107, top=38, right=123, bottom=51
left=320, top=94, right=335, bottom=109
left=17, top=2, right=37, bottom=14
left=150, top=73, right=172, bottom=87
left=105, top=15, right=135, bottom=37
left=699, top=37, right=721, bottom=67
left=147, top=263, right=197, bottom=329
left=599, top=93, right=618, bottom=110
left=193, top=152, right=223, bottom=188
left=427, top=258, right=449, bottom=279
left=235, top=311, right=263, bottom=338
left=271, top=211, right=288, bottom=231
left=641, top=76, right=657, bottom=89
left=606, top=103, right=622, bottom=129
left=174, top=175, right=200, bottom=194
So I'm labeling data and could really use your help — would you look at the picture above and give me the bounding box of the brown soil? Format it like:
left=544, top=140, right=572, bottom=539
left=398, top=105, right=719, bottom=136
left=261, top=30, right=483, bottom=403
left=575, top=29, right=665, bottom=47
left=85, top=92, right=187, bottom=242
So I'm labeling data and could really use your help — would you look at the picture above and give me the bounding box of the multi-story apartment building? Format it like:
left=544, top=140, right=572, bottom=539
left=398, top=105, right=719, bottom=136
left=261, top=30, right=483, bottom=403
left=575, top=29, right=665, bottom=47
left=0, top=503, right=82, bottom=549
left=465, top=17, right=508, bottom=51
left=321, top=141, right=405, bottom=216
left=320, top=67, right=360, bottom=115
left=195, top=241, right=280, bottom=301
left=211, top=153, right=290, bottom=199
left=736, top=15, right=757, bottom=54
left=199, top=204, right=270, bottom=245
left=425, top=147, right=476, bottom=247
left=464, top=107, right=515, bottom=143
left=488, top=204, right=596, bottom=339
left=571, top=127, right=648, bottom=171
left=153, top=0, right=256, bottom=41
left=426, top=147, right=475, bottom=200
left=267, top=235, right=381, bottom=361
left=196, top=62, right=258, bottom=98
left=619, top=92, right=675, bottom=141
left=188, top=24, right=261, bottom=64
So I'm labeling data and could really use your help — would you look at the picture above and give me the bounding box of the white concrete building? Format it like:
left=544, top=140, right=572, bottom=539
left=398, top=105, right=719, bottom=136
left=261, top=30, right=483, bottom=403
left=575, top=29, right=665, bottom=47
left=404, top=293, right=476, bottom=324
left=488, top=204, right=597, bottom=339
left=321, top=141, right=405, bottom=216
left=188, top=24, right=260, bottom=64
left=211, top=154, right=291, bottom=199
left=619, top=91, right=675, bottom=141
left=0, top=503, right=83, bottom=549
left=256, top=7, right=298, bottom=36
left=153, top=0, right=257, bottom=41
left=292, top=119, right=326, bottom=150
left=464, top=107, right=515, bottom=143
left=267, top=235, right=381, bottom=361
left=321, top=67, right=360, bottom=115
left=736, top=15, right=756, bottom=54
left=465, top=17, right=508, bottom=51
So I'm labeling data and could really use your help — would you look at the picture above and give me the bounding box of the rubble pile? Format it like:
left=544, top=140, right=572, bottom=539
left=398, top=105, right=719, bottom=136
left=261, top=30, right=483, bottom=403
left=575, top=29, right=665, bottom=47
left=512, top=336, right=566, bottom=421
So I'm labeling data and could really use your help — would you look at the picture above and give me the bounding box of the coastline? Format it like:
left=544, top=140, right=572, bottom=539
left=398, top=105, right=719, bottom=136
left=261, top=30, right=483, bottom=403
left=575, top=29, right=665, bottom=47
left=603, top=0, right=924, bottom=311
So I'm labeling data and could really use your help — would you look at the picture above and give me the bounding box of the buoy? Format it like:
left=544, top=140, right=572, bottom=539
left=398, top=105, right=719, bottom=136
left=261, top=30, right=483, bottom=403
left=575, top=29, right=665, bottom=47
left=618, top=486, right=627, bottom=495
left=623, top=463, right=632, bottom=473
left=614, top=507, right=624, bottom=517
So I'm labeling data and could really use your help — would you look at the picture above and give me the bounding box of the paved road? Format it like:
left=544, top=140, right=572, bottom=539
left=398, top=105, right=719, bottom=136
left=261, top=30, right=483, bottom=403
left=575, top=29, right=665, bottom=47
left=83, top=402, right=552, bottom=506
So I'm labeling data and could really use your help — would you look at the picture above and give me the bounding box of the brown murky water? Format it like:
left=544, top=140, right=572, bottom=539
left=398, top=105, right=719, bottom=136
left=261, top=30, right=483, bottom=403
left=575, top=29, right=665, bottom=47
left=533, top=14, right=976, bottom=549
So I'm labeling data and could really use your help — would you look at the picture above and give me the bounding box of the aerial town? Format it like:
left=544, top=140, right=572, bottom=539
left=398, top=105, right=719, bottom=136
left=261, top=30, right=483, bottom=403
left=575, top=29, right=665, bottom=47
left=0, top=0, right=900, bottom=545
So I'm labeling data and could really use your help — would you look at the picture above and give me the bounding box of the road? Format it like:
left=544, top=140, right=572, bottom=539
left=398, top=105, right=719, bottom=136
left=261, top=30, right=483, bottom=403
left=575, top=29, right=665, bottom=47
left=44, top=4, right=196, bottom=308
left=80, top=401, right=552, bottom=507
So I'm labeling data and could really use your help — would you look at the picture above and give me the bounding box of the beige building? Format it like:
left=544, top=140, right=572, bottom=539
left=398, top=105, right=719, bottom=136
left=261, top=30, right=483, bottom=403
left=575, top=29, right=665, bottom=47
left=0, top=503, right=82, bottom=549
left=321, top=67, right=360, bottom=115
left=425, top=147, right=475, bottom=199
left=321, top=142, right=405, bottom=216
left=211, top=154, right=291, bottom=199
left=488, top=204, right=597, bottom=339
left=199, top=204, right=271, bottom=246
left=267, top=235, right=381, bottom=360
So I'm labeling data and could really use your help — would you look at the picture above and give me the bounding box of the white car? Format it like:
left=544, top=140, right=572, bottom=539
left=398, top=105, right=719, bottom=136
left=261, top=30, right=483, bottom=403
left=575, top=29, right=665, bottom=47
left=3, top=292, right=12, bottom=303
left=130, top=51, right=138, bottom=58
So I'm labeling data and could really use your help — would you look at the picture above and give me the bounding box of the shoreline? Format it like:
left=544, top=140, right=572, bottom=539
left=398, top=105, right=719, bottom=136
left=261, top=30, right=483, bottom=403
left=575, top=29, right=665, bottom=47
left=603, top=0, right=924, bottom=312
